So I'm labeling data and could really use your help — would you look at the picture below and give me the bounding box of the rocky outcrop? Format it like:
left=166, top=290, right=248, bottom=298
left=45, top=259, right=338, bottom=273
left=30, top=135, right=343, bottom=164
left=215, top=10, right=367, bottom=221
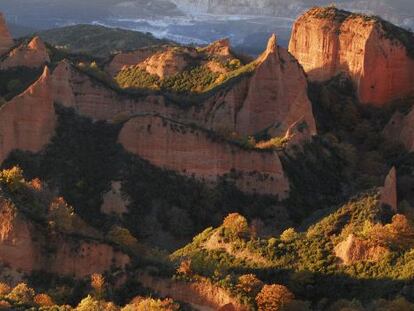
left=138, top=48, right=189, bottom=79
left=139, top=274, right=249, bottom=311
left=384, top=108, right=414, bottom=152
left=118, top=115, right=290, bottom=198
left=106, top=47, right=162, bottom=76
left=0, top=66, right=56, bottom=163
left=379, top=167, right=397, bottom=212
left=0, top=13, right=13, bottom=56
left=202, top=38, right=232, bottom=59
left=101, top=181, right=129, bottom=215
left=235, top=34, right=316, bottom=136
left=51, top=240, right=129, bottom=278
left=0, top=198, right=42, bottom=272
left=0, top=196, right=129, bottom=278
left=51, top=34, right=316, bottom=139
left=289, top=7, right=414, bottom=106
left=334, top=234, right=388, bottom=265
left=0, top=36, right=50, bottom=69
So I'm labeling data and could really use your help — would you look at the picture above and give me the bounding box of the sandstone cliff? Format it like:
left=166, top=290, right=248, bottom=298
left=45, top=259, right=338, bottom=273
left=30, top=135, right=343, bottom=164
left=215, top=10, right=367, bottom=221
left=0, top=36, right=50, bottom=69
left=289, top=7, right=414, bottom=106
left=235, top=34, right=316, bottom=136
left=139, top=274, right=249, bottom=311
left=118, top=115, right=290, bottom=198
left=107, top=46, right=166, bottom=76
left=0, top=66, right=56, bottom=163
left=0, top=12, right=13, bottom=56
left=0, top=196, right=129, bottom=278
left=384, top=108, right=414, bottom=152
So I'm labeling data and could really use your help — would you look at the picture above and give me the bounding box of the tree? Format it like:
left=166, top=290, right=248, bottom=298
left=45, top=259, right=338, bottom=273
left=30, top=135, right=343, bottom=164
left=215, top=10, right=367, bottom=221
left=34, top=293, right=54, bottom=307
left=222, top=213, right=249, bottom=238
left=255, top=284, right=294, bottom=311
left=237, top=274, right=263, bottom=297
left=6, top=283, right=35, bottom=305
left=91, top=273, right=106, bottom=300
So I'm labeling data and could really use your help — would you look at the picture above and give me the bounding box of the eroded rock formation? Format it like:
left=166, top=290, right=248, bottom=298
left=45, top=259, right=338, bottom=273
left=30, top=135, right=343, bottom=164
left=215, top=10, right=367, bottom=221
left=384, top=107, right=414, bottom=152
left=118, top=115, right=290, bottom=198
left=107, top=47, right=165, bottom=76
left=101, top=181, right=129, bottom=215
left=0, top=66, right=56, bottom=163
left=334, top=234, right=388, bottom=265
left=289, top=7, right=414, bottom=106
left=0, top=197, right=129, bottom=278
left=0, top=12, right=13, bottom=56
left=0, top=36, right=50, bottom=69
left=139, top=274, right=249, bottom=311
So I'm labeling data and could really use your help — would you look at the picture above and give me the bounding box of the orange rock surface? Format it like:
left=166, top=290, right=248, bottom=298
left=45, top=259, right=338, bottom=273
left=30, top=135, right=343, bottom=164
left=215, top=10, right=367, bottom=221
left=236, top=34, right=316, bottom=136
left=334, top=234, right=388, bottom=265
left=106, top=47, right=163, bottom=76
left=0, top=66, right=56, bottom=163
left=0, top=12, right=13, bottom=56
left=289, top=7, right=414, bottom=106
left=139, top=274, right=249, bottom=311
left=0, top=36, right=50, bottom=69
left=118, top=115, right=290, bottom=198
left=0, top=197, right=129, bottom=278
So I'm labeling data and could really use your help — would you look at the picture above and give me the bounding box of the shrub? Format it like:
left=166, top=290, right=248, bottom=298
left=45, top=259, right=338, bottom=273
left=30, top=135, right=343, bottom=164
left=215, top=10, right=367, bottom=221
left=222, top=213, right=249, bottom=238
left=236, top=274, right=263, bottom=297
left=34, top=293, right=55, bottom=307
left=280, top=228, right=298, bottom=243
left=0, top=283, right=10, bottom=297
left=0, top=166, right=25, bottom=192
left=122, top=297, right=179, bottom=311
left=6, top=283, right=35, bottom=305
left=255, top=284, right=295, bottom=311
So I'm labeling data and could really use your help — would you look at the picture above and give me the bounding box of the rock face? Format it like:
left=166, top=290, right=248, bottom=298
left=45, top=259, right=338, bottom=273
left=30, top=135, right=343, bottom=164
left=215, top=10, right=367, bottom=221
left=289, top=7, right=414, bottom=106
left=106, top=47, right=163, bottom=76
left=118, top=115, right=290, bottom=198
left=202, top=38, right=232, bottom=59
left=0, top=12, right=13, bottom=56
left=139, top=274, right=249, bottom=311
left=334, top=234, right=388, bottom=265
left=0, top=66, right=56, bottom=163
left=379, top=167, right=398, bottom=212
left=52, top=40, right=316, bottom=138
left=384, top=108, right=414, bottom=152
left=0, top=197, right=129, bottom=278
left=0, top=36, right=50, bottom=69
left=101, top=181, right=129, bottom=215
left=236, top=34, right=316, bottom=136
left=139, top=48, right=189, bottom=79
left=51, top=240, right=130, bottom=278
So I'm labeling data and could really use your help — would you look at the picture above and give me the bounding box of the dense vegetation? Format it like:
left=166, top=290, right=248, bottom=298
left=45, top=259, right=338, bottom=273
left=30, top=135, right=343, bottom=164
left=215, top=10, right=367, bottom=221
left=3, top=105, right=281, bottom=251
left=38, top=25, right=169, bottom=58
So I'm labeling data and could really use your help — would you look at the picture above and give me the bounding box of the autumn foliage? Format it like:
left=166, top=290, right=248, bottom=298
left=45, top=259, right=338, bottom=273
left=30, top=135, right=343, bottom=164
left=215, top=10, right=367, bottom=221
left=256, top=284, right=295, bottom=311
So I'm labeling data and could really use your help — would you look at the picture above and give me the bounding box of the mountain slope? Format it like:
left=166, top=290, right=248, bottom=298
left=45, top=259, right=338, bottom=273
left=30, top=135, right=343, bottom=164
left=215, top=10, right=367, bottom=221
left=38, top=24, right=170, bottom=58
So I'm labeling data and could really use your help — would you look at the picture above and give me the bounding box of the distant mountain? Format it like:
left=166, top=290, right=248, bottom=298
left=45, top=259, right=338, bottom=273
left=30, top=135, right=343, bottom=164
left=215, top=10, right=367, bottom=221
left=38, top=24, right=170, bottom=58
left=171, top=0, right=414, bottom=28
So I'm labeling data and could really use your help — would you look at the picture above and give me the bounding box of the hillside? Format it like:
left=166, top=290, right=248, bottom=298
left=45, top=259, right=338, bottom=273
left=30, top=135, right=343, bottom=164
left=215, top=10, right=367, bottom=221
left=1, top=6, right=414, bottom=311
left=38, top=24, right=170, bottom=58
